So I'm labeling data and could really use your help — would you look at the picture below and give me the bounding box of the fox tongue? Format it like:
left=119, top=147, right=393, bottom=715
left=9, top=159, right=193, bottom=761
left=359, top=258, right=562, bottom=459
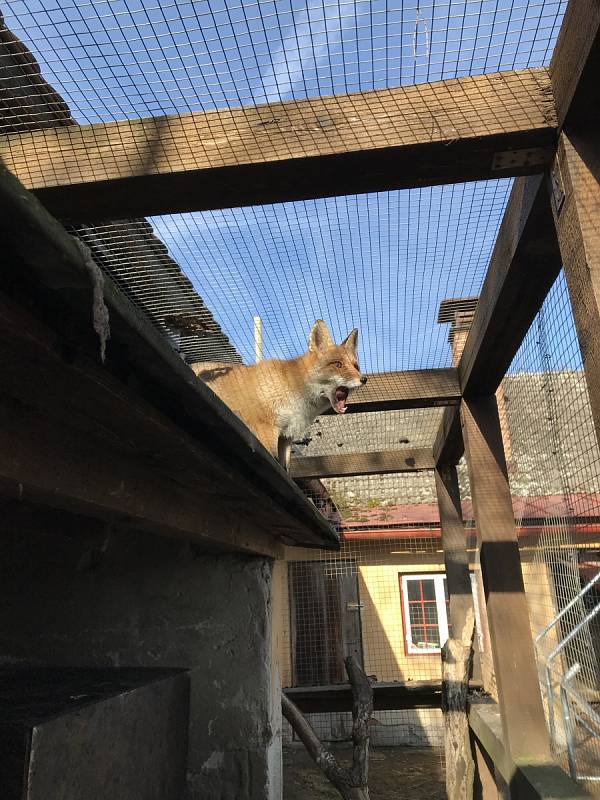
left=334, top=387, right=349, bottom=414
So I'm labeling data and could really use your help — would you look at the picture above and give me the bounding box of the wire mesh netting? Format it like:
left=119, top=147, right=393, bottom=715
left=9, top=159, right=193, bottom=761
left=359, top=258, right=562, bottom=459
left=2, top=0, right=600, bottom=789
left=147, top=184, right=510, bottom=371
left=4, top=0, right=566, bottom=127
left=503, top=270, right=600, bottom=788
left=77, top=183, right=510, bottom=458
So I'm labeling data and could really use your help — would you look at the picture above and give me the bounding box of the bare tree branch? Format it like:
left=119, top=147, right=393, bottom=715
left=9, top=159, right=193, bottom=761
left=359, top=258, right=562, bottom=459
left=345, top=655, right=373, bottom=788
left=282, top=655, right=373, bottom=800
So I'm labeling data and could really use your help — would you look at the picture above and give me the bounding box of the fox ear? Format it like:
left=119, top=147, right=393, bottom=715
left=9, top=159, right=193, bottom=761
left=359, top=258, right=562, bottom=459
left=308, top=320, right=334, bottom=353
left=342, top=328, right=359, bottom=356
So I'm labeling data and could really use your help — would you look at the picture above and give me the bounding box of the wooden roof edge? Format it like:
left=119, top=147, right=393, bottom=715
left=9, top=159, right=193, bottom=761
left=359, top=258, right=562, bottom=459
left=0, top=163, right=340, bottom=552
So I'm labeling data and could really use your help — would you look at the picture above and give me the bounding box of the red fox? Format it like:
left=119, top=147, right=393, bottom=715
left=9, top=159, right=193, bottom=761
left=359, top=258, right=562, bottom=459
left=192, top=320, right=366, bottom=469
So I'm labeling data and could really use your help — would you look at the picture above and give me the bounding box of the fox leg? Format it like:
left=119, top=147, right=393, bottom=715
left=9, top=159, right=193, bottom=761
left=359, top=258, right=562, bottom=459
left=251, top=423, right=280, bottom=462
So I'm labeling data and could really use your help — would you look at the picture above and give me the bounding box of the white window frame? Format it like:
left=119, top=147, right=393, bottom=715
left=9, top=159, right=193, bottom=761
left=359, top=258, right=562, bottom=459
left=400, top=573, right=478, bottom=655
left=401, top=573, right=449, bottom=655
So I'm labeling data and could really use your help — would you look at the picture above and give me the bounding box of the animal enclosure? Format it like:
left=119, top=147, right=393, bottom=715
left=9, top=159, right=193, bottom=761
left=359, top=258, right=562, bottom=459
left=1, top=1, right=600, bottom=799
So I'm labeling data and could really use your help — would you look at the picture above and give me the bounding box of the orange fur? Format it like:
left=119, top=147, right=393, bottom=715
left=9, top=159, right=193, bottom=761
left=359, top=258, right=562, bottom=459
left=191, top=320, right=366, bottom=468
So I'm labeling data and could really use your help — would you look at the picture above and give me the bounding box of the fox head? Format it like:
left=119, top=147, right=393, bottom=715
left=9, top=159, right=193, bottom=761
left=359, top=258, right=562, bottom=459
left=306, top=320, right=367, bottom=414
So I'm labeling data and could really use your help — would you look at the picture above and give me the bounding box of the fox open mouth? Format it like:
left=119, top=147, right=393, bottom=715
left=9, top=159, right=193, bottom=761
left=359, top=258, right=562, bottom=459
left=331, top=386, right=349, bottom=414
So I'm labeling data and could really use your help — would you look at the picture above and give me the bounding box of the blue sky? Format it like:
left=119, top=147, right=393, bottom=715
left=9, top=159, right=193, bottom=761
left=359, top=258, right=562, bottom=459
left=5, top=0, right=578, bottom=372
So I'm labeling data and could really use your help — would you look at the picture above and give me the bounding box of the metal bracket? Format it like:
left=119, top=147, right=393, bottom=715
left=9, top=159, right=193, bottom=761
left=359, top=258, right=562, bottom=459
left=492, top=147, right=552, bottom=171
left=346, top=602, right=365, bottom=611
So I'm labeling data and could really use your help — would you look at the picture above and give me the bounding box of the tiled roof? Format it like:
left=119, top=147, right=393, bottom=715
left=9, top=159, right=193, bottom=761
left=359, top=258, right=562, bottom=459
left=0, top=13, right=240, bottom=365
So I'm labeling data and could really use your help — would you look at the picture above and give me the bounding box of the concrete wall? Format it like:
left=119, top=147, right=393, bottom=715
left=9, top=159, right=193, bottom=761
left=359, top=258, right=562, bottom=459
left=0, top=519, right=280, bottom=800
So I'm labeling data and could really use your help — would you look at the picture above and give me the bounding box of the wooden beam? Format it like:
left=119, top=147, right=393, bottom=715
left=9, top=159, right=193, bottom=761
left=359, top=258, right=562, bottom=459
left=340, top=368, right=460, bottom=413
left=290, top=449, right=434, bottom=479
left=437, top=0, right=600, bottom=483
left=435, top=464, right=474, bottom=639
left=0, top=163, right=339, bottom=551
left=547, top=0, right=600, bottom=458
left=0, top=69, right=557, bottom=220
left=472, top=735, right=501, bottom=800
left=469, top=701, right=590, bottom=800
left=459, top=175, right=561, bottom=397
left=461, top=396, right=550, bottom=762
left=433, top=174, right=561, bottom=466
left=0, top=394, right=284, bottom=560
left=549, top=0, right=600, bottom=127
left=433, top=405, right=464, bottom=467
left=548, top=0, right=600, bottom=456
left=551, top=131, right=600, bottom=453
left=442, top=609, right=476, bottom=800
left=284, top=680, right=463, bottom=713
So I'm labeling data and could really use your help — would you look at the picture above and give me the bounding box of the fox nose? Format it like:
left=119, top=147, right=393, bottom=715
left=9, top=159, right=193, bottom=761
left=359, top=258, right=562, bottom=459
left=360, top=376, right=368, bottom=385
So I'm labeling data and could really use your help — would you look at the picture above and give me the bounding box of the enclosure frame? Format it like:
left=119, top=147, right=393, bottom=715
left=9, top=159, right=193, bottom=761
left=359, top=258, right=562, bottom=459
left=2, top=0, right=600, bottom=797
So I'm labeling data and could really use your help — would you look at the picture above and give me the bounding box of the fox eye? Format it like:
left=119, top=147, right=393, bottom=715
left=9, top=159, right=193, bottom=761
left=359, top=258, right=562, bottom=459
left=331, top=360, right=343, bottom=369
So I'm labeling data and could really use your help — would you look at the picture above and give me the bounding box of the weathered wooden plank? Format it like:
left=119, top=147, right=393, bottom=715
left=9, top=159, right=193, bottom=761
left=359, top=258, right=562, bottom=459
left=549, top=0, right=600, bottom=126
left=461, top=396, right=550, bottom=762
left=290, top=449, right=434, bottom=479
left=458, top=175, right=561, bottom=397
left=0, top=69, right=557, bottom=220
left=0, top=394, right=284, bottom=559
left=469, top=701, right=591, bottom=799
left=472, top=736, right=501, bottom=800
left=442, top=609, right=475, bottom=800
left=433, top=405, right=464, bottom=467
left=552, top=131, right=600, bottom=454
left=283, top=680, right=464, bottom=713
left=0, top=163, right=339, bottom=550
left=0, top=289, right=338, bottom=551
left=340, top=368, right=460, bottom=413
left=435, top=464, right=473, bottom=637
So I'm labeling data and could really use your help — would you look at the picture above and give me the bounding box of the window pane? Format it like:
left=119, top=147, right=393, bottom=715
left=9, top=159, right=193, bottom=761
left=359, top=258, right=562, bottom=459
left=409, top=602, right=438, bottom=626
left=421, top=579, right=436, bottom=601
left=407, top=580, right=422, bottom=601
left=411, top=626, right=440, bottom=650
left=411, top=626, right=426, bottom=646
left=426, top=627, right=441, bottom=647
left=423, top=605, right=439, bottom=625
left=402, top=575, right=452, bottom=653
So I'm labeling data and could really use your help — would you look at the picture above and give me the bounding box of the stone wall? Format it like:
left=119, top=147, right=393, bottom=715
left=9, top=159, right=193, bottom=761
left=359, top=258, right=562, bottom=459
left=0, top=519, right=279, bottom=800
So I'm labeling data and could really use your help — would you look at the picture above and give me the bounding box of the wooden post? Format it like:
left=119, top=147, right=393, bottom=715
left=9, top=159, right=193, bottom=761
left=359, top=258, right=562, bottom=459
left=472, top=738, right=500, bottom=800
left=435, top=464, right=473, bottom=638
left=550, top=130, right=600, bottom=450
left=441, top=608, right=476, bottom=800
left=461, top=395, right=550, bottom=762
left=437, top=464, right=477, bottom=800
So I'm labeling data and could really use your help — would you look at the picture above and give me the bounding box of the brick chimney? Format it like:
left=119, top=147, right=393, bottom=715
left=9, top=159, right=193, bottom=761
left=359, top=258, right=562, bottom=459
left=437, top=297, right=478, bottom=366
left=437, top=297, right=512, bottom=465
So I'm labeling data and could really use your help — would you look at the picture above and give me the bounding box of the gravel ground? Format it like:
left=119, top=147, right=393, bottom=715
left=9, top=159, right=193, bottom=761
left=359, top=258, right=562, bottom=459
left=283, top=744, right=446, bottom=799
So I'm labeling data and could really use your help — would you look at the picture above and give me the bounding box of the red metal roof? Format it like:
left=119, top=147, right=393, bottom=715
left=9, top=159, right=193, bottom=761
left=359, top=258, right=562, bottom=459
left=340, top=494, right=600, bottom=541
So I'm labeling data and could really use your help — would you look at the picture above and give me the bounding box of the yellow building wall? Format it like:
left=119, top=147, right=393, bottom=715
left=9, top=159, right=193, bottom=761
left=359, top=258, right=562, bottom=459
left=274, top=543, right=562, bottom=689
left=359, top=559, right=446, bottom=682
